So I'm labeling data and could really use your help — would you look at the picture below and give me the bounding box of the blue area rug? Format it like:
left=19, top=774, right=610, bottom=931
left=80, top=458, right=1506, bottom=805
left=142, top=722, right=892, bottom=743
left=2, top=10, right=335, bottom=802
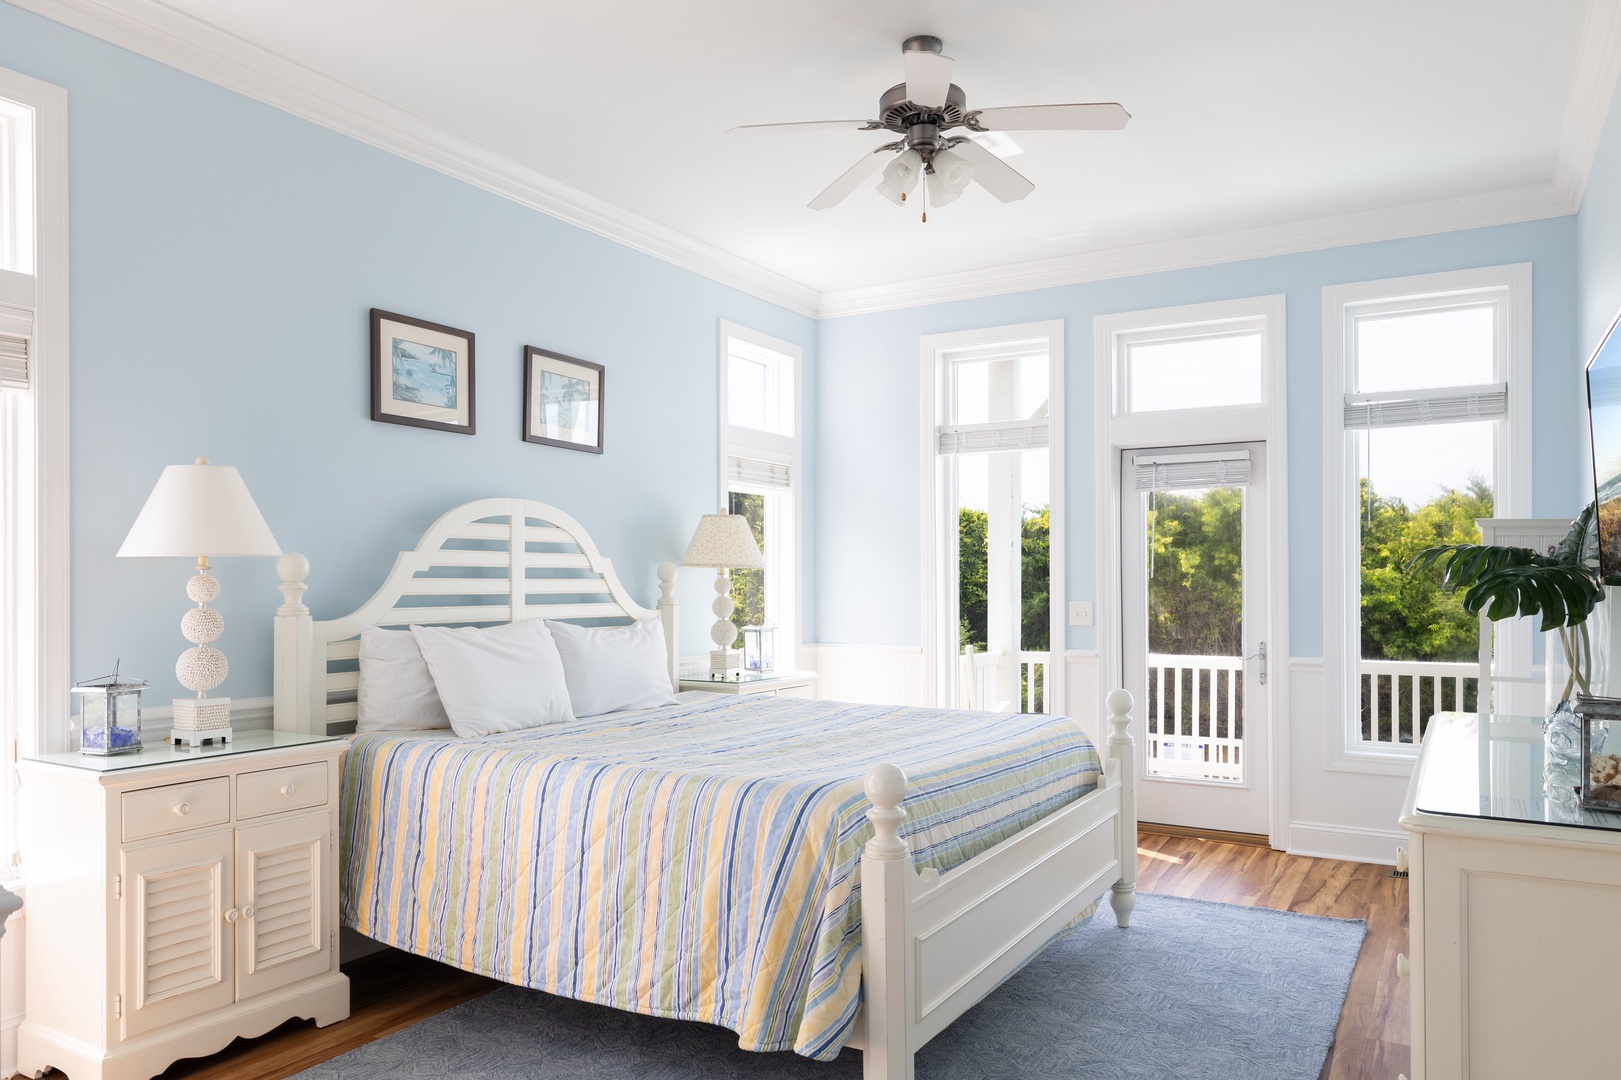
left=293, top=893, right=1365, bottom=1080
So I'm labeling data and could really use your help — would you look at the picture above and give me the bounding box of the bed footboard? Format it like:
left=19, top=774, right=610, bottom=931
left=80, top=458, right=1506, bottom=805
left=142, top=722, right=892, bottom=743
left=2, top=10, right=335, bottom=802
left=856, top=689, right=1136, bottom=1080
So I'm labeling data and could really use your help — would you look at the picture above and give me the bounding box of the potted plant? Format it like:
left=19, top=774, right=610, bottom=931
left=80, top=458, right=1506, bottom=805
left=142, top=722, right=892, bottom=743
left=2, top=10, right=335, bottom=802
left=1408, top=503, right=1607, bottom=760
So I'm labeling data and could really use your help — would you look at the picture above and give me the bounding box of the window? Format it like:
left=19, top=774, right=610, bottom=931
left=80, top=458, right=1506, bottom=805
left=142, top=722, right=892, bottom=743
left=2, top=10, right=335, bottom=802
left=717, top=323, right=800, bottom=666
left=1323, top=265, right=1530, bottom=769
left=922, top=322, right=1064, bottom=715
left=1117, top=326, right=1265, bottom=414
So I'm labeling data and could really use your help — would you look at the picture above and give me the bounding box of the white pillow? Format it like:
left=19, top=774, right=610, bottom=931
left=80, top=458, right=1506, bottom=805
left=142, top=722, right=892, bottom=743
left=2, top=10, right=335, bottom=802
left=546, top=617, right=676, bottom=717
left=357, top=626, right=451, bottom=732
left=409, top=620, right=575, bottom=737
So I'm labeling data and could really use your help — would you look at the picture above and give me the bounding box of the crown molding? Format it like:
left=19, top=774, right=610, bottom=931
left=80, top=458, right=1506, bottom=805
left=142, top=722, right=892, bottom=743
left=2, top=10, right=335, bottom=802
left=815, top=183, right=1576, bottom=317
left=7, top=0, right=1607, bottom=322
left=1554, top=0, right=1621, bottom=208
left=4, top=0, right=823, bottom=317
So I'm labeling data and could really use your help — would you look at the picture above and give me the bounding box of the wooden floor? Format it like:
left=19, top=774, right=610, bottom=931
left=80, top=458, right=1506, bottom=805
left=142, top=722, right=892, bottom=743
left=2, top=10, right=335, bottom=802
left=149, top=828, right=1409, bottom=1080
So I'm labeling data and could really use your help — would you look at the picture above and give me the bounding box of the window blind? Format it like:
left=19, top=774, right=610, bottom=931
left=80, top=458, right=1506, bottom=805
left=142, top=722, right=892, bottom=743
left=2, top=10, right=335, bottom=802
left=937, top=419, right=1049, bottom=455
left=0, top=304, right=30, bottom=390
left=1133, top=450, right=1251, bottom=491
left=726, top=428, right=793, bottom=491
left=1343, top=383, right=1507, bottom=430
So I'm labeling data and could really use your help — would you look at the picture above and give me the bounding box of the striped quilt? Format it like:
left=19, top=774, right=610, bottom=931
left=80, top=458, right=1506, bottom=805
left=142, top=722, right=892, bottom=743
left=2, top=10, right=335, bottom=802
left=340, top=692, right=1102, bottom=1059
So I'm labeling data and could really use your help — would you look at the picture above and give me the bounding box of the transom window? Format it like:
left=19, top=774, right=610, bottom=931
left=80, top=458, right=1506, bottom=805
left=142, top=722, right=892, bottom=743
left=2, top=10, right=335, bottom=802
left=1115, top=321, right=1265, bottom=415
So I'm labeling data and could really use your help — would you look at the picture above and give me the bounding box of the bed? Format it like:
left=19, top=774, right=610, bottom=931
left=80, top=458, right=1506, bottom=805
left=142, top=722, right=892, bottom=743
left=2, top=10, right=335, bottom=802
left=270, top=497, right=1137, bottom=1080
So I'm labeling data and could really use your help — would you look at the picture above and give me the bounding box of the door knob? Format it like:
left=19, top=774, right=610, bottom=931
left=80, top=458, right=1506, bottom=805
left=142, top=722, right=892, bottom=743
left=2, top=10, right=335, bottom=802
left=223, top=908, right=239, bottom=923
left=241, top=905, right=255, bottom=919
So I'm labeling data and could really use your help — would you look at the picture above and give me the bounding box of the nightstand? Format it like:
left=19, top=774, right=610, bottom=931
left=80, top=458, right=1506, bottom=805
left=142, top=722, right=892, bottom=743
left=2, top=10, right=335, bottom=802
left=17, top=730, right=350, bottom=1080
left=679, top=671, right=818, bottom=698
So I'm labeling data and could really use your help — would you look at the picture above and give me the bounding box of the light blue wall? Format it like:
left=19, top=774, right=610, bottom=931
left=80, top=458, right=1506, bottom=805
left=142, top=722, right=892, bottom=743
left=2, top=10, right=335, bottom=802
left=815, top=218, right=1581, bottom=658
left=0, top=1, right=816, bottom=703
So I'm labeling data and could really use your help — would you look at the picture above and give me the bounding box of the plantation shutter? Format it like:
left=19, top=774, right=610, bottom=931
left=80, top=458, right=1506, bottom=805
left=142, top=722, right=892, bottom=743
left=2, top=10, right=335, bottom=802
left=1343, top=383, right=1507, bottom=430
left=0, top=303, right=30, bottom=390
left=1133, top=450, right=1251, bottom=491
left=726, top=427, right=792, bottom=491
left=937, top=418, right=1049, bottom=454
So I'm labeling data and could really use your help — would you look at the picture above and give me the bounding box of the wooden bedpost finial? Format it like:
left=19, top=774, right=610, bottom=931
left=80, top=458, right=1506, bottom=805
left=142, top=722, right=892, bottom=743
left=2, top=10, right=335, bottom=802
left=657, top=561, right=678, bottom=602
left=1107, top=688, right=1134, bottom=746
left=275, top=552, right=310, bottom=616
left=864, top=763, right=909, bottom=859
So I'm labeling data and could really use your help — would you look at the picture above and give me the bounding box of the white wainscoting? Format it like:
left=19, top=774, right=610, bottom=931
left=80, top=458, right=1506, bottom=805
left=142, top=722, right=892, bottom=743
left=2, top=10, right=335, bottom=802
left=2, top=884, right=23, bottom=1078
left=804, top=644, right=929, bottom=706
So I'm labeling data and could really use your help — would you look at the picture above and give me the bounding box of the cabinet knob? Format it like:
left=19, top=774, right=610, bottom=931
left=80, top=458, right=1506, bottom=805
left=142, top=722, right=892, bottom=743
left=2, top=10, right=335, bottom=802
left=174, top=802, right=190, bottom=816
left=223, top=907, right=239, bottom=923
left=1396, top=953, right=1411, bottom=979
left=280, top=784, right=296, bottom=797
left=241, top=905, right=255, bottom=919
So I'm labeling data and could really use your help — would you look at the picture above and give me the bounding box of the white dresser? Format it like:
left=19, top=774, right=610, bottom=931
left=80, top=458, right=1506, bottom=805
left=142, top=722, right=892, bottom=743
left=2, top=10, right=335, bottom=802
left=15, top=731, right=350, bottom=1080
left=1400, top=712, right=1621, bottom=1080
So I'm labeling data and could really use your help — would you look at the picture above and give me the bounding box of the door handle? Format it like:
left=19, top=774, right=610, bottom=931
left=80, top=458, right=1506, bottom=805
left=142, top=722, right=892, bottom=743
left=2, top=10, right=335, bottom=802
left=1243, top=641, right=1267, bottom=684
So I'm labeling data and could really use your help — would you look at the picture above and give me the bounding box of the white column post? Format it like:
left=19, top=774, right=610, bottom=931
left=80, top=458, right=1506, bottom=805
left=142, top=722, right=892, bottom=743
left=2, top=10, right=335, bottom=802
left=860, top=762, right=914, bottom=1080
left=1107, top=687, right=1137, bottom=928
left=657, top=561, right=680, bottom=690
left=272, top=552, right=313, bottom=734
left=985, top=358, right=1022, bottom=711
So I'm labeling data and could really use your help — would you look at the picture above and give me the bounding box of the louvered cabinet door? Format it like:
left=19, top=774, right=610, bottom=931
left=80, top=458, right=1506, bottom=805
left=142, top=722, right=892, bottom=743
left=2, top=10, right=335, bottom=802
left=121, top=831, right=235, bottom=1038
left=235, top=812, right=332, bottom=1000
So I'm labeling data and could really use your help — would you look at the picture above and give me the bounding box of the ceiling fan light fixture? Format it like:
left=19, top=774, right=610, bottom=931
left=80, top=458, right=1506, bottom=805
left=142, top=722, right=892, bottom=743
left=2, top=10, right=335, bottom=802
left=926, top=147, right=974, bottom=207
left=875, top=149, right=924, bottom=205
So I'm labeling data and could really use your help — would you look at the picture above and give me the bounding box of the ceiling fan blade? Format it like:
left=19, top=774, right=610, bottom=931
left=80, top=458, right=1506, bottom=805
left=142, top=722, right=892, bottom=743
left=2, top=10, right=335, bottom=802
left=903, top=48, right=955, bottom=108
left=726, top=120, right=879, bottom=135
left=949, top=138, right=1035, bottom=203
left=970, top=103, right=1131, bottom=131
left=808, top=149, right=896, bottom=210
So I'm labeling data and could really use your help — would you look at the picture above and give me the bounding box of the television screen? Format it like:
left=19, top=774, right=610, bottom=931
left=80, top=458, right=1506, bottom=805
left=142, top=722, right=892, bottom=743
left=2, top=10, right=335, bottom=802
left=1589, top=310, right=1621, bottom=579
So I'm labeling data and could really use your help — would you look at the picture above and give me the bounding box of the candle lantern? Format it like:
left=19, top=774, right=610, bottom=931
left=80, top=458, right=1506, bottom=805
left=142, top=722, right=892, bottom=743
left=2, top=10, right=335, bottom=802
left=73, top=667, right=148, bottom=755
left=742, top=625, right=777, bottom=675
left=1576, top=695, right=1621, bottom=809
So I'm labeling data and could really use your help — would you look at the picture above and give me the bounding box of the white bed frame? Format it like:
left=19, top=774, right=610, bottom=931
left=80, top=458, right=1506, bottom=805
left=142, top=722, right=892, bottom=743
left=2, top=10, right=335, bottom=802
left=271, top=497, right=1137, bottom=1080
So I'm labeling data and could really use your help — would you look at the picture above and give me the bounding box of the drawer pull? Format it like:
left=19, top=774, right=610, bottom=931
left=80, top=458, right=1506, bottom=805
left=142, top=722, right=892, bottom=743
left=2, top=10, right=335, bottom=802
left=281, top=784, right=296, bottom=797
left=223, top=907, right=240, bottom=923
left=174, top=802, right=190, bottom=816
left=241, top=905, right=255, bottom=919
left=1396, top=953, right=1411, bottom=979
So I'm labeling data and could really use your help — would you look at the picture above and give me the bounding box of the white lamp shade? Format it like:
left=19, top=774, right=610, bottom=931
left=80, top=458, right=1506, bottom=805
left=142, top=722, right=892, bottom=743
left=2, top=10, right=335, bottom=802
left=926, top=147, right=974, bottom=207
left=680, top=513, right=765, bottom=570
left=875, top=149, right=924, bottom=205
left=118, top=459, right=282, bottom=558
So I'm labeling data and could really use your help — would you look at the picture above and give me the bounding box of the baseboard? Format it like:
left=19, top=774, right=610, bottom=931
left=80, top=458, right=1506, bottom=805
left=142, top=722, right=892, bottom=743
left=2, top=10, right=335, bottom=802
left=1287, top=820, right=1406, bottom=865
left=1139, top=822, right=1272, bottom=848
left=1, top=884, right=23, bottom=1079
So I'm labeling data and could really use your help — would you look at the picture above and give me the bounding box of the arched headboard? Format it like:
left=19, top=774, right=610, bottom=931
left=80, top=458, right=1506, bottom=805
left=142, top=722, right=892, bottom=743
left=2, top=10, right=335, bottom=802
left=272, top=497, right=679, bottom=735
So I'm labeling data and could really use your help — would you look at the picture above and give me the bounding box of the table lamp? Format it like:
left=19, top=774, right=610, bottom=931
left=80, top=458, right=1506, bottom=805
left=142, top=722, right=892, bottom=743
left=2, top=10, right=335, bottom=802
left=680, top=513, right=765, bottom=675
left=118, top=457, right=281, bottom=746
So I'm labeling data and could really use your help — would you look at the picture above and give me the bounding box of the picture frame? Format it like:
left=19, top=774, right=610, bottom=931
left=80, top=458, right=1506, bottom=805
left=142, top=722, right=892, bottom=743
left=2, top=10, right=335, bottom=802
left=370, top=308, right=476, bottom=434
left=524, top=346, right=604, bottom=454
left=1577, top=695, right=1621, bottom=810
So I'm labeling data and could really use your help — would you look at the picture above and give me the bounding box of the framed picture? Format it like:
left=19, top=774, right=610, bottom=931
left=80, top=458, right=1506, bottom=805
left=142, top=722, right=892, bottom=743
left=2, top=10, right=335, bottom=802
left=524, top=346, right=604, bottom=454
left=370, top=309, right=476, bottom=434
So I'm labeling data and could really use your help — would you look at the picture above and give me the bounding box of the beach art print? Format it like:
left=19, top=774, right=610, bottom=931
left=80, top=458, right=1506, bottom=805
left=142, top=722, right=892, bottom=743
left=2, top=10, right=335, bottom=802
left=370, top=309, right=475, bottom=434
left=524, top=346, right=604, bottom=453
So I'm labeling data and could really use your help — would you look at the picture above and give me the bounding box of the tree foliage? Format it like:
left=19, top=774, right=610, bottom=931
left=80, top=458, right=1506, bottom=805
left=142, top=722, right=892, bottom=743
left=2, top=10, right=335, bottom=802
left=957, top=505, right=1049, bottom=652
left=1362, top=476, right=1491, bottom=661
left=1145, top=489, right=1243, bottom=656
left=727, top=491, right=766, bottom=647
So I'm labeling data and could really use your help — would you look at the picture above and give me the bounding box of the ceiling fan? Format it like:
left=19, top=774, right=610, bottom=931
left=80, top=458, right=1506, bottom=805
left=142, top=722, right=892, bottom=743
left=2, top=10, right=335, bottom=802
left=727, top=35, right=1130, bottom=216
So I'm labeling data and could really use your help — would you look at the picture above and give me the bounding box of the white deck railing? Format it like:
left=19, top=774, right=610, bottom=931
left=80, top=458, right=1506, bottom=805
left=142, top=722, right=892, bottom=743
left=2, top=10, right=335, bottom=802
left=958, top=647, right=1053, bottom=714
left=1020, top=651, right=1048, bottom=714
left=1146, top=653, right=1244, bottom=782
left=1359, top=658, right=1478, bottom=746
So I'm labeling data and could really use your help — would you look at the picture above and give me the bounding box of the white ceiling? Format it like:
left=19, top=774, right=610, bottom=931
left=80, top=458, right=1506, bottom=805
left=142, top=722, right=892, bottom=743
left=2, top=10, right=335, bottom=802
left=49, top=0, right=1611, bottom=299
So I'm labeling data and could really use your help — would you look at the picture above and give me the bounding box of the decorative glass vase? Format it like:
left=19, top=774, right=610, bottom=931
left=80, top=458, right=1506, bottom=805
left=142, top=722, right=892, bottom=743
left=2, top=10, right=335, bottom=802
left=1545, top=699, right=1583, bottom=768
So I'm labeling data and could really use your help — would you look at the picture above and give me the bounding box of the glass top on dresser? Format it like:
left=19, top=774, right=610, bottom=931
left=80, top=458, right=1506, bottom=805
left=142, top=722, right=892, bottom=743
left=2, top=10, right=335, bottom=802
left=25, top=729, right=342, bottom=772
left=1413, top=712, right=1621, bottom=831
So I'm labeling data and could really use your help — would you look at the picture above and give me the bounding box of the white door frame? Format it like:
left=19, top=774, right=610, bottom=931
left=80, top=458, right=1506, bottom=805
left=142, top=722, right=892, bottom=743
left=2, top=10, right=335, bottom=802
left=1093, top=296, right=1289, bottom=848
left=1120, top=441, right=1271, bottom=834
left=920, top=320, right=1065, bottom=711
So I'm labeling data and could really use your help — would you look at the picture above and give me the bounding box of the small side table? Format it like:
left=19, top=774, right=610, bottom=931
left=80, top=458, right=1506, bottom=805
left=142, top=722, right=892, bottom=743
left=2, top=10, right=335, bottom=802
left=679, top=671, right=818, bottom=699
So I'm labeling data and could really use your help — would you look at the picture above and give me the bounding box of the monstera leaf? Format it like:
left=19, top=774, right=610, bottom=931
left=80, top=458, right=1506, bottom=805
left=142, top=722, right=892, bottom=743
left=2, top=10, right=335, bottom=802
left=1407, top=504, right=1605, bottom=631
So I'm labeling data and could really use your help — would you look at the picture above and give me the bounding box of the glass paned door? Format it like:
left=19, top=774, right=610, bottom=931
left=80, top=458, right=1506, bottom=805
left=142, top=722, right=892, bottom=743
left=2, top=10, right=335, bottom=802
left=1120, top=443, right=1270, bottom=834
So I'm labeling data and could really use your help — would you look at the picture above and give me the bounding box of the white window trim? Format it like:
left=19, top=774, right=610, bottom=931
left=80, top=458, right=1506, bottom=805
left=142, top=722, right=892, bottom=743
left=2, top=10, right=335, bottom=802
left=0, top=67, right=68, bottom=876
left=1093, top=294, right=1289, bottom=848
left=716, top=320, right=803, bottom=671
left=1321, top=263, right=1532, bottom=776
left=919, top=320, right=1065, bottom=713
